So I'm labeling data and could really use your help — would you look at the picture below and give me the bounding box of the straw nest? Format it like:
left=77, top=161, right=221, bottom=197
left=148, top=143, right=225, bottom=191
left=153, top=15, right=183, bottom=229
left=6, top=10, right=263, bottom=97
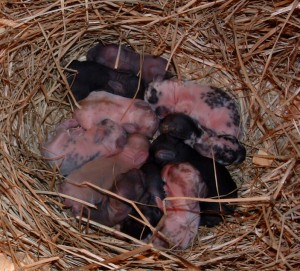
left=0, top=0, right=299, bottom=270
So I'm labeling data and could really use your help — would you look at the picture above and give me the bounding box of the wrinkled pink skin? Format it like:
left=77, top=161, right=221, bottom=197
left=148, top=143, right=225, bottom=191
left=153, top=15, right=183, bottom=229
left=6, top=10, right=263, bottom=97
left=85, top=169, right=146, bottom=227
left=87, top=43, right=167, bottom=83
left=73, top=91, right=159, bottom=138
left=144, top=79, right=240, bottom=137
left=59, top=133, right=150, bottom=215
left=41, top=118, right=127, bottom=176
left=144, top=79, right=245, bottom=164
left=188, top=133, right=246, bottom=165
left=152, top=163, right=208, bottom=249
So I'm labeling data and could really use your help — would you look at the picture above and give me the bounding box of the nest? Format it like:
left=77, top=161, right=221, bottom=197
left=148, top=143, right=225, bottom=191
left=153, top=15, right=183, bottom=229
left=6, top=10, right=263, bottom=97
left=1, top=0, right=299, bottom=270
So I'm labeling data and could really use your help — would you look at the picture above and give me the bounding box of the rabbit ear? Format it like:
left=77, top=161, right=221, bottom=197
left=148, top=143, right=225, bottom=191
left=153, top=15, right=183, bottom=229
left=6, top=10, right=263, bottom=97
left=107, top=80, right=125, bottom=95
left=163, top=71, right=175, bottom=80
left=133, top=150, right=149, bottom=168
left=86, top=43, right=99, bottom=61
left=122, top=123, right=138, bottom=134
left=155, top=149, right=176, bottom=161
left=134, top=100, right=151, bottom=109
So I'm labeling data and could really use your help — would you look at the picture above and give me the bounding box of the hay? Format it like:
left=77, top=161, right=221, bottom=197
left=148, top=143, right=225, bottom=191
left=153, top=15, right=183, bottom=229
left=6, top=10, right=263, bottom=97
left=0, top=0, right=299, bottom=270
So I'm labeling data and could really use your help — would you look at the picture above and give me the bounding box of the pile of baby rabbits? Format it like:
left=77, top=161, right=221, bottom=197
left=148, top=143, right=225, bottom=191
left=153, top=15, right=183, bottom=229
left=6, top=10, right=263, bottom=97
left=41, top=43, right=246, bottom=249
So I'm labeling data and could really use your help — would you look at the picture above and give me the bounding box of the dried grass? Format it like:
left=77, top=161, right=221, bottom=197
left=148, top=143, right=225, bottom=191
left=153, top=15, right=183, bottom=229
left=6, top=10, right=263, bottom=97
left=0, top=0, right=300, bottom=270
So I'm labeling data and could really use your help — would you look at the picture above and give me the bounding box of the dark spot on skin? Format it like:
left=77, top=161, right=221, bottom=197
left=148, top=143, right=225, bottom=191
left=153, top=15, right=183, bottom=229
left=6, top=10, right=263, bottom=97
left=147, top=87, right=159, bottom=104
left=100, top=119, right=110, bottom=125
left=203, top=87, right=241, bottom=129
left=79, top=152, right=100, bottom=165
left=212, top=137, right=246, bottom=165
left=227, top=102, right=236, bottom=111
left=100, top=119, right=115, bottom=135
left=226, top=102, right=240, bottom=127
left=200, top=92, right=206, bottom=99
left=231, top=110, right=240, bottom=127
left=64, top=152, right=101, bottom=175
left=203, top=87, right=235, bottom=109
left=63, top=141, right=71, bottom=149
left=212, top=145, right=235, bottom=165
